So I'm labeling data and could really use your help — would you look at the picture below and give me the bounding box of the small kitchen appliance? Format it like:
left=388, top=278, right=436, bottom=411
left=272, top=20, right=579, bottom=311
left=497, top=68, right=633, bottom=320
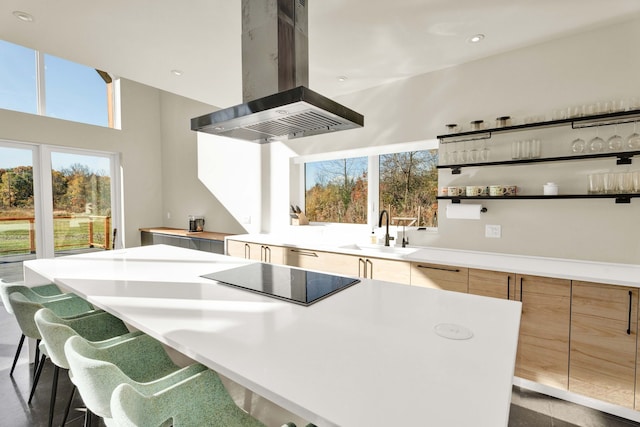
left=188, top=215, right=205, bottom=232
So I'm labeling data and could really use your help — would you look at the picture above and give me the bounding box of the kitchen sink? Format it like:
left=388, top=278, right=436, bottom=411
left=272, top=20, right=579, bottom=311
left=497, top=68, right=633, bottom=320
left=338, top=243, right=418, bottom=255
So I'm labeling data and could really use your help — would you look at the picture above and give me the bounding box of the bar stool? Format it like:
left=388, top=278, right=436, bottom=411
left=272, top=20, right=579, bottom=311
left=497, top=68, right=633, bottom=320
left=7, top=291, right=94, bottom=402
left=0, top=280, right=64, bottom=376
left=35, top=307, right=141, bottom=427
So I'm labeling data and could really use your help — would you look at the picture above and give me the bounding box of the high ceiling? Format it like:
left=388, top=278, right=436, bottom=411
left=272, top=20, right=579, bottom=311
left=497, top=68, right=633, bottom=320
left=2, top=0, right=640, bottom=109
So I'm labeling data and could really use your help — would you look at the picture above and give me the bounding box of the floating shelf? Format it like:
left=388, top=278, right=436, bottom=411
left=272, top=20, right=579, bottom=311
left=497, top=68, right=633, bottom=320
left=438, top=109, right=640, bottom=144
left=437, top=194, right=640, bottom=204
left=438, top=151, right=640, bottom=174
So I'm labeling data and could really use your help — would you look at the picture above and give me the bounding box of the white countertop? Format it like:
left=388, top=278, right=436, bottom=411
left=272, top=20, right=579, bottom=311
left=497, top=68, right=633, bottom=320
left=226, top=234, right=640, bottom=288
left=24, top=244, right=521, bottom=427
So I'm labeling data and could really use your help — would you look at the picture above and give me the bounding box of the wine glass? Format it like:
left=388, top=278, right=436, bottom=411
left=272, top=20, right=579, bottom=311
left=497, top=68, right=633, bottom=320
left=627, top=121, right=640, bottom=150
left=588, top=128, right=605, bottom=153
left=570, top=137, right=586, bottom=154
left=607, top=125, right=623, bottom=151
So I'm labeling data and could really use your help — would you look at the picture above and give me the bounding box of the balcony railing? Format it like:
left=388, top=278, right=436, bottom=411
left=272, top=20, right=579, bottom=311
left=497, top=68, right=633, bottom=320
left=0, top=215, right=112, bottom=255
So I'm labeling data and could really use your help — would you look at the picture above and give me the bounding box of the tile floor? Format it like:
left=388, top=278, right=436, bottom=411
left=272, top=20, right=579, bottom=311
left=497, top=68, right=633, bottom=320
left=2, top=302, right=640, bottom=427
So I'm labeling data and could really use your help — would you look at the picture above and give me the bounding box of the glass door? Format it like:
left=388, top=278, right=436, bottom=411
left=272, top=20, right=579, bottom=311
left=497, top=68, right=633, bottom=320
left=49, top=151, right=115, bottom=257
left=0, top=143, right=37, bottom=282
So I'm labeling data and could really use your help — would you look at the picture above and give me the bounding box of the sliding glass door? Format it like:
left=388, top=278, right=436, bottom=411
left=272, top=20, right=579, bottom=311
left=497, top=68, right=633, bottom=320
left=0, top=141, right=120, bottom=281
left=50, top=151, right=114, bottom=257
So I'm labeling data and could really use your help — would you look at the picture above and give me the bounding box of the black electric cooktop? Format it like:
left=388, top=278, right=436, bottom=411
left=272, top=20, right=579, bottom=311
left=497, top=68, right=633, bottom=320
left=202, top=263, right=360, bottom=306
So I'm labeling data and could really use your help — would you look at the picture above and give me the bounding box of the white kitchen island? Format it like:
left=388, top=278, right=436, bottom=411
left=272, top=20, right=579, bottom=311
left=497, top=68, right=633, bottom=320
left=24, top=244, right=521, bottom=427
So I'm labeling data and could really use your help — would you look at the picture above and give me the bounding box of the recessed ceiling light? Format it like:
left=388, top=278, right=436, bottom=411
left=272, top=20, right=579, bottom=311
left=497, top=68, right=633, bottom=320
left=467, top=34, right=485, bottom=44
left=170, top=69, right=183, bottom=76
left=337, top=76, right=348, bottom=82
left=13, top=11, right=34, bottom=22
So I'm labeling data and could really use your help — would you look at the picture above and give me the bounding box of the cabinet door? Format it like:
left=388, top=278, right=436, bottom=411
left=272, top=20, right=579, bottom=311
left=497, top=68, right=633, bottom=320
left=570, top=281, right=638, bottom=408
left=261, top=245, right=284, bottom=264
left=367, top=258, right=411, bottom=285
left=515, top=274, right=571, bottom=389
left=410, top=262, right=468, bottom=293
left=468, top=269, right=515, bottom=300
left=227, top=240, right=250, bottom=258
left=285, top=248, right=326, bottom=270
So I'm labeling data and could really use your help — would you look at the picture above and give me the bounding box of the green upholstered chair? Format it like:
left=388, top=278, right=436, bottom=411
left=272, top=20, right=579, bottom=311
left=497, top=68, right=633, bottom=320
left=8, top=291, right=95, bottom=403
left=108, top=369, right=267, bottom=427
left=64, top=334, right=209, bottom=424
left=35, top=307, right=141, bottom=427
left=0, top=280, right=64, bottom=376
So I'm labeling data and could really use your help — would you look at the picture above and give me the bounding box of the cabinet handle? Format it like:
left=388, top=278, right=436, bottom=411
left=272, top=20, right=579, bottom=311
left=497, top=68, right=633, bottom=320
left=264, top=246, right=271, bottom=263
left=289, top=249, right=318, bottom=257
left=366, top=259, right=373, bottom=279
left=628, top=290, right=633, bottom=335
left=416, top=265, right=460, bottom=273
left=519, top=277, right=523, bottom=303
left=507, top=275, right=511, bottom=300
left=358, top=258, right=366, bottom=278
left=244, top=243, right=250, bottom=259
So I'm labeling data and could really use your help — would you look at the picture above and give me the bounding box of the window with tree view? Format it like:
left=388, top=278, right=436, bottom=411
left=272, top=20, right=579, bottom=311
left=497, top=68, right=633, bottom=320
left=380, top=150, right=439, bottom=228
left=305, top=157, right=368, bottom=224
left=304, top=148, right=439, bottom=226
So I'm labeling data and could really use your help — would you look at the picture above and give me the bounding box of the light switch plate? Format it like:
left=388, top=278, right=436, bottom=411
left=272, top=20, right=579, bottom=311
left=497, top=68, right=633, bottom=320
left=485, top=224, right=501, bottom=238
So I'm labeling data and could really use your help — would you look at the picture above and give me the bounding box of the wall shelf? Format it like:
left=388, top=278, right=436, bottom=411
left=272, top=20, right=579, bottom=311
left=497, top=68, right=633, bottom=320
left=438, top=109, right=640, bottom=144
left=438, top=151, right=640, bottom=174
left=437, top=194, right=640, bottom=204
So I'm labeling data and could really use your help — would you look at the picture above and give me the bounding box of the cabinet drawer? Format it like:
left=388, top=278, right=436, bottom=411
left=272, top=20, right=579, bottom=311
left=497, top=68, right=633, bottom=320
left=410, top=262, right=468, bottom=293
left=468, top=269, right=515, bottom=300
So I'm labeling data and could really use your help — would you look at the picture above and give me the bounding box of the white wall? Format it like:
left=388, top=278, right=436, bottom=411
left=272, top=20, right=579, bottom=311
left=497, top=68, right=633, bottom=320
left=277, top=16, right=640, bottom=263
left=0, top=79, right=248, bottom=248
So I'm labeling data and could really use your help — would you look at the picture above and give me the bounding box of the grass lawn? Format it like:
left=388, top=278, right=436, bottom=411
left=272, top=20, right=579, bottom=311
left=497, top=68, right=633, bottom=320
left=0, top=217, right=110, bottom=255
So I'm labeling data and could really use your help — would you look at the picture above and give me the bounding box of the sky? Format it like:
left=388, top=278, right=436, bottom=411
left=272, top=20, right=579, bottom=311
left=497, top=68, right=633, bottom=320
left=0, top=39, right=111, bottom=174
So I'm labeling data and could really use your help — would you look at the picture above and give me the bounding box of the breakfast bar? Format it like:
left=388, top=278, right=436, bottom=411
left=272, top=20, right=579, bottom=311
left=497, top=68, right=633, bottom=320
left=23, top=244, right=522, bottom=426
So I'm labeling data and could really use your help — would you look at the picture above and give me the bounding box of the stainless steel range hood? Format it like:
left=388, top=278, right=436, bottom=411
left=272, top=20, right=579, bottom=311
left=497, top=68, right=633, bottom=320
left=191, top=0, right=364, bottom=143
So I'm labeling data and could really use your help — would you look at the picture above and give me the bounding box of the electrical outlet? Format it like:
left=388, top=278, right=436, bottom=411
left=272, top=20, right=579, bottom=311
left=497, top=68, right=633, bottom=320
left=485, top=224, right=501, bottom=238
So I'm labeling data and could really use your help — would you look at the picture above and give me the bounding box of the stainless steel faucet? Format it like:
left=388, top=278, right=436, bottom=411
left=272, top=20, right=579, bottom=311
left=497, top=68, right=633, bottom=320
left=378, top=210, right=394, bottom=247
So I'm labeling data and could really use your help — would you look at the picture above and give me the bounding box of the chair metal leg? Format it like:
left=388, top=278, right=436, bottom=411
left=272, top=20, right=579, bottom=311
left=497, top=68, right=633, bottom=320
left=61, top=384, right=76, bottom=427
left=83, top=409, right=93, bottom=427
left=28, top=354, right=47, bottom=404
left=48, top=365, right=59, bottom=427
left=9, top=334, right=25, bottom=377
left=34, top=339, right=41, bottom=380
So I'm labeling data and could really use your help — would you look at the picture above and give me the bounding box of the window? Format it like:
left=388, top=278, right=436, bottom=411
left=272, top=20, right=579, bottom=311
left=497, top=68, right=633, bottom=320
left=380, top=150, right=439, bottom=228
left=302, top=143, right=439, bottom=227
left=0, top=40, right=37, bottom=114
left=0, top=39, right=116, bottom=128
left=305, top=157, right=368, bottom=223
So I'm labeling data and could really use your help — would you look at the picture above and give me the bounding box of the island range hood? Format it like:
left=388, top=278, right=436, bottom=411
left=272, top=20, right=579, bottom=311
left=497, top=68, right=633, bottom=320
left=191, top=0, right=364, bottom=143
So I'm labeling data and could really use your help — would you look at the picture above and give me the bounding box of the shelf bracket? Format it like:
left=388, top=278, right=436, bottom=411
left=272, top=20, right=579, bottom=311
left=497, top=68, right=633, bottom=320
left=615, top=196, right=631, bottom=204
left=616, top=155, right=633, bottom=165
left=451, top=167, right=462, bottom=175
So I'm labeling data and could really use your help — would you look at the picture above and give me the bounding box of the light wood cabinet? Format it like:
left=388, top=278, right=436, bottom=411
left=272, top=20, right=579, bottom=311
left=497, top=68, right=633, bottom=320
left=357, top=256, right=411, bottom=284
left=570, top=281, right=638, bottom=409
left=410, top=262, right=468, bottom=293
left=468, top=269, right=515, bottom=300
left=284, top=247, right=358, bottom=276
left=514, top=274, right=571, bottom=389
left=226, top=240, right=284, bottom=264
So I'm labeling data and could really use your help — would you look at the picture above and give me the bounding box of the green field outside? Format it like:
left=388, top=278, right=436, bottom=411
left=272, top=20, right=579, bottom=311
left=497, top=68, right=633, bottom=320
left=0, top=216, right=110, bottom=255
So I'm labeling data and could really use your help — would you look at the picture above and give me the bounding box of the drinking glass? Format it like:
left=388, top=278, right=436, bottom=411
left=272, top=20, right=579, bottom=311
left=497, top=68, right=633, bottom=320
left=480, top=144, right=490, bottom=162
left=530, top=139, right=541, bottom=158
left=633, top=171, right=640, bottom=193
left=603, top=172, right=617, bottom=194
left=588, top=129, right=605, bottom=153
left=588, top=173, right=604, bottom=194
left=607, top=125, right=623, bottom=151
left=627, top=122, right=640, bottom=150
left=618, top=172, right=633, bottom=193
left=511, top=141, right=521, bottom=160
left=571, top=137, right=586, bottom=154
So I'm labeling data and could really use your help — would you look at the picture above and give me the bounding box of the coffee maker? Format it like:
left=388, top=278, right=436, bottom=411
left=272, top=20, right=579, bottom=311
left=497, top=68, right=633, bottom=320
left=188, top=215, right=205, bottom=232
